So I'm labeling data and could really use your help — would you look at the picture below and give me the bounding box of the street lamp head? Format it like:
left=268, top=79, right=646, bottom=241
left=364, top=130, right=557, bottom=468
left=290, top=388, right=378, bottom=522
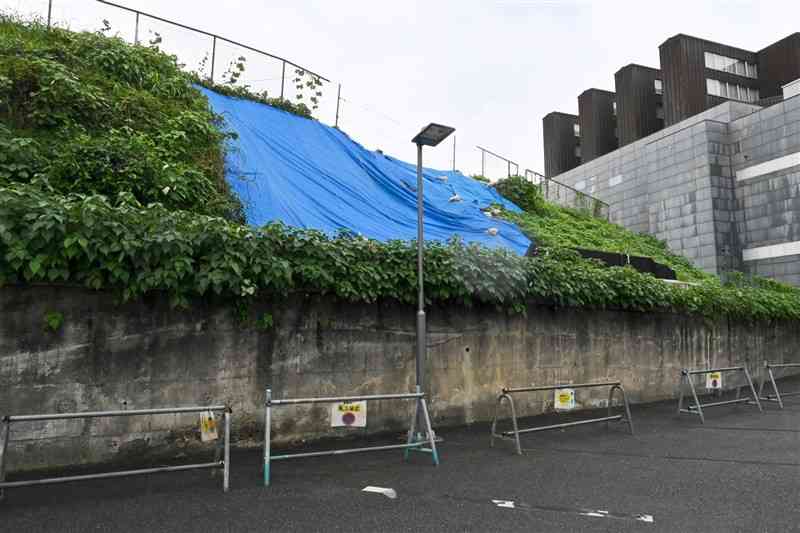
left=412, top=123, right=455, bottom=147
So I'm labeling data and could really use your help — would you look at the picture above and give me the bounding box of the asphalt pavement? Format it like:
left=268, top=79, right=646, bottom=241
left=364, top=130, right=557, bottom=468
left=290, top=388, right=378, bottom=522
left=3, top=389, right=800, bottom=532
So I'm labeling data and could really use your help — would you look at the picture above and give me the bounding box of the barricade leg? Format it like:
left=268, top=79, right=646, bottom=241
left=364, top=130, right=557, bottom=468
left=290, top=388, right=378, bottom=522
left=419, top=397, right=439, bottom=466
left=0, top=419, right=8, bottom=502
left=490, top=394, right=522, bottom=455
left=263, top=389, right=272, bottom=487
left=677, top=373, right=686, bottom=415
left=743, top=366, right=762, bottom=412
left=768, top=368, right=779, bottom=407
left=761, top=367, right=783, bottom=408
left=223, top=410, right=230, bottom=493
left=687, top=374, right=705, bottom=424
left=609, top=385, right=634, bottom=435
left=489, top=396, right=500, bottom=449
left=213, top=427, right=223, bottom=478
left=403, top=398, right=419, bottom=462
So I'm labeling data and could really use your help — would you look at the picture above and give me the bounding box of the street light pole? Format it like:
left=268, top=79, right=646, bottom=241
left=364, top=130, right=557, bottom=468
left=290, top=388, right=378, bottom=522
left=415, top=142, right=426, bottom=394
left=411, top=123, right=455, bottom=441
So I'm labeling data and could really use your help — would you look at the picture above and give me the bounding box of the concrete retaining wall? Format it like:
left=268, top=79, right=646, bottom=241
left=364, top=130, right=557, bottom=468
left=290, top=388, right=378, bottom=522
left=1, top=285, right=797, bottom=471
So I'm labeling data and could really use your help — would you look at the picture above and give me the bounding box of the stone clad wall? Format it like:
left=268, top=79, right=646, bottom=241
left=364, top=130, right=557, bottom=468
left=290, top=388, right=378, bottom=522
left=1, top=285, right=797, bottom=470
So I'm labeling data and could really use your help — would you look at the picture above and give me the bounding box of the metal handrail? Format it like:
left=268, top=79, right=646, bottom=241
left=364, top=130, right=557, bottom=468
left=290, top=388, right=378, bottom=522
left=491, top=380, right=634, bottom=455
left=0, top=404, right=231, bottom=500
left=269, top=393, right=423, bottom=406
left=476, top=145, right=519, bottom=178
left=4, top=405, right=228, bottom=422
left=677, top=366, right=761, bottom=423
left=504, top=381, right=620, bottom=394
left=682, top=366, right=744, bottom=375
left=96, top=0, right=329, bottom=82
left=263, top=387, right=438, bottom=486
left=759, top=361, right=800, bottom=408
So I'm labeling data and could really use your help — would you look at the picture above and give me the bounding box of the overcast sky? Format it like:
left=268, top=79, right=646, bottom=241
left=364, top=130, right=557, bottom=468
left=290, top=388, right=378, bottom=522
left=4, top=0, right=799, bottom=179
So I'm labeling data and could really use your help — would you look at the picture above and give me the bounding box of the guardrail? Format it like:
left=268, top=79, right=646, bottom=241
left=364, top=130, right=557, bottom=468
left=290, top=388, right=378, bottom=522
left=0, top=405, right=231, bottom=501
left=490, top=381, right=634, bottom=455
left=263, top=387, right=438, bottom=486
left=476, top=145, right=519, bottom=179
left=677, top=366, right=761, bottom=423
left=758, top=362, right=800, bottom=409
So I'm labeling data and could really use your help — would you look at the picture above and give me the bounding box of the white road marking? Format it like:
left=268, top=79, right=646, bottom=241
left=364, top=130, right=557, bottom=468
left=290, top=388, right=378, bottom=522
left=362, top=486, right=397, bottom=499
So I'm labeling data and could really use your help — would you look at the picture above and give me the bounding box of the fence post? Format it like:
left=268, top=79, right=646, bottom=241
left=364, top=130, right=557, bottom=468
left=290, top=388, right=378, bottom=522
left=335, top=83, right=341, bottom=128
left=0, top=419, right=9, bottom=501
left=223, top=410, right=230, bottom=493
left=210, top=35, right=217, bottom=82
left=280, top=62, right=286, bottom=100
left=263, top=388, right=271, bottom=487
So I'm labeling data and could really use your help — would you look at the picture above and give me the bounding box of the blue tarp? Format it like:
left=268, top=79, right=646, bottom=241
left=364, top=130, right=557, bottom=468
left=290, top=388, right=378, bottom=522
left=201, top=87, right=532, bottom=254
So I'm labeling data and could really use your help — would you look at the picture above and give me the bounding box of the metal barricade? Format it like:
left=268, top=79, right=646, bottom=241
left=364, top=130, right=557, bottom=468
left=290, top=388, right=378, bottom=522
left=490, top=381, right=634, bottom=456
left=263, top=387, right=438, bottom=486
left=677, top=366, right=761, bottom=423
left=758, top=362, right=800, bottom=408
left=0, top=405, right=231, bottom=501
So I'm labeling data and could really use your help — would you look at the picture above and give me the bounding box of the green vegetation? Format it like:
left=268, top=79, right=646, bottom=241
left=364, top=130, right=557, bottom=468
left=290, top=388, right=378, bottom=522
left=1, top=16, right=799, bottom=323
left=0, top=14, right=245, bottom=219
left=494, top=175, right=708, bottom=281
left=4, top=182, right=800, bottom=321
left=43, top=310, right=64, bottom=332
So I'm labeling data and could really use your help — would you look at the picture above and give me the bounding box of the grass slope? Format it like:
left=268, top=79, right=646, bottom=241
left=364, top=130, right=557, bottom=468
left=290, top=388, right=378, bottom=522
left=494, top=175, right=709, bottom=281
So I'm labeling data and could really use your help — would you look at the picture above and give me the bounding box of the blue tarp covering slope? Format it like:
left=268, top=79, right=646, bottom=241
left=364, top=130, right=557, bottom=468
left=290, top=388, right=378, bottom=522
left=201, top=87, right=532, bottom=254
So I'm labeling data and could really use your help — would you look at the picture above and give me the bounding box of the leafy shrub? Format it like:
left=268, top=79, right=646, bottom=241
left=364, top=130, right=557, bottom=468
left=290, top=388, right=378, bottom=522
left=493, top=175, right=549, bottom=215
left=0, top=15, right=241, bottom=220
left=3, top=182, right=800, bottom=322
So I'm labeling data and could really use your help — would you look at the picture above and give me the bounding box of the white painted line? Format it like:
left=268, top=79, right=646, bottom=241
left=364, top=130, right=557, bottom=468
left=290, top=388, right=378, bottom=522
left=362, top=486, right=397, bottom=499
left=736, top=151, right=800, bottom=181
left=742, top=240, right=800, bottom=262
left=609, top=174, right=623, bottom=187
left=580, top=510, right=608, bottom=518
left=489, top=498, right=653, bottom=523
left=492, top=499, right=516, bottom=508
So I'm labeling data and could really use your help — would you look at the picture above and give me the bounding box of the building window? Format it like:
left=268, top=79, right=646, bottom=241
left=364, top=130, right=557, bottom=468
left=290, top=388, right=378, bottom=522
left=612, top=101, right=617, bottom=115
left=654, top=79, right=663, bottom=95
left=704, top=51, right=758, bottom=79
left=573, top=123, right=580, bottom=136
left=706, top=78, right=759, bottom=103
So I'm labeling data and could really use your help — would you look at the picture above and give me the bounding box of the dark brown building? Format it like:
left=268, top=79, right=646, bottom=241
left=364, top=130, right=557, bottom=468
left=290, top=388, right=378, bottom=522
left=614, top=64, right=664, bottom=147
left=577, top=89, right=618, bottom=162
left=758, top=33, right=800, bottom=99
left=543, top=32, right=800, bottom=176
left=542, top=112, right=580, bottom=178
left=659, top=34, right=760, bottom=126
